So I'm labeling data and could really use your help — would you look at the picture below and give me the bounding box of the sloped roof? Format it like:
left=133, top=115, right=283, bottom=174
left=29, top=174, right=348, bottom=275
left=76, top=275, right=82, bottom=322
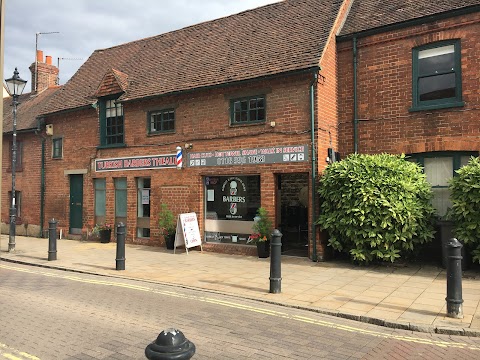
left=94, top=69, right=129, bottom=98
left=43, top=0, right=344, bottom=115
left=339, top=0, right=480, bottom=37
left=3, top=87, right=61, bottom=133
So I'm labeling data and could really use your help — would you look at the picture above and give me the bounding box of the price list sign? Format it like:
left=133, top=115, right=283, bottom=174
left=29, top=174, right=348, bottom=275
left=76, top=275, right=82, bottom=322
left=187, top=145, right=308, bottom=168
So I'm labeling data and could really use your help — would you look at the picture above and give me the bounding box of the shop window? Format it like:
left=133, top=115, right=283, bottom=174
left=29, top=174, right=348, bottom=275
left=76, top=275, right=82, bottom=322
left=99, top=98, right=124, bottom=147
left=231, top=95, right=265, bottom=125
left=137, top=177, right=151, bottom=238
left=148, top=109, right=175, bottom=134
left=411, top=40, right=463, bottom=111
left=204, top=175, right=260, bottom=244
left=52, top=137, right=63, bottom=159
left=409, top=152, right=476, bottom=217
left=94, top=178, right=106, bottom=225
left=114, top=178, right=127, bottom=231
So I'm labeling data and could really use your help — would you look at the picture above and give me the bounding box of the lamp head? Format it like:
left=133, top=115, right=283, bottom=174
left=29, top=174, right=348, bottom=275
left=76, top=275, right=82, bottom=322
left=5, top=68, right=27, bottom=97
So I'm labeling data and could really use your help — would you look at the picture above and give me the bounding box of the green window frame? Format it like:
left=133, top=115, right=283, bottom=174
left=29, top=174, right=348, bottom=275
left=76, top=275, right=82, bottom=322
left=230, top=95, right=266, bottom=125
left=99, top=98, right=124, bottom=147
left=409, top=152, right=477, bottom=217
left=411, top=40, right=463, bottom=111
left=52, top=137, right=63, bottom=159
left=148, top=109, right=175, bottom=134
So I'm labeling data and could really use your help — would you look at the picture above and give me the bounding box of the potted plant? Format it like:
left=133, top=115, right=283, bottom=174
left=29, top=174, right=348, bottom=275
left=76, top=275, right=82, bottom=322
left=93, top=222, right=112, bottom=243
left=247, top=207, right=273, bottom=258
left=158, top=203, right=176, bottom=250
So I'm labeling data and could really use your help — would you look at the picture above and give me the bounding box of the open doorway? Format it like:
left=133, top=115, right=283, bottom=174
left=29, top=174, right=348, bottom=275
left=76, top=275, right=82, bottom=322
left=277, top=173, right=309, bottom=257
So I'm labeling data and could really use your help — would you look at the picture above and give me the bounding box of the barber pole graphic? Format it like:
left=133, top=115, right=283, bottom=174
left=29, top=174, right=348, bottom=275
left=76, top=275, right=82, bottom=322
left=230, top=203, right=237, bottom=215
left=176, top=146, right=183, bottom=170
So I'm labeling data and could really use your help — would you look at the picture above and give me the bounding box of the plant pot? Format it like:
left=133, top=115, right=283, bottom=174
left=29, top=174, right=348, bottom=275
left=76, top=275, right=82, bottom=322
left=256, top=240, right=270, bottom=258
left=99, top=229, right=111, bottom=243
left=165, top=233, right=175, bottom=250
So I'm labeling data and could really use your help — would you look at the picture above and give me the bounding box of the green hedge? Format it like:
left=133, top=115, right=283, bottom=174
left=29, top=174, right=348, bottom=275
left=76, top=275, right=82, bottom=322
left=317, top=153, right=435, bottom=263
left=449, top=156, right=480, bottom=264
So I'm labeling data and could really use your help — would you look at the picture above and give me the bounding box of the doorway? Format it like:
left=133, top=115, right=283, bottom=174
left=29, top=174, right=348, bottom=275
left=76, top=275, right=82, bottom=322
left=69, top=174, right=83, bottom=234
left=277, top=173, right=309, bottom=257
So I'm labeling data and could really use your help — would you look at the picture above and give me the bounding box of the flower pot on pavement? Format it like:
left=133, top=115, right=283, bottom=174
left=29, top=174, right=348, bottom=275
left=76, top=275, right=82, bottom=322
left=99, top=229, right=111, bottom=243
left=165, top=233, right=175, bottom=250
left=256, top=240, right=270, bottom=258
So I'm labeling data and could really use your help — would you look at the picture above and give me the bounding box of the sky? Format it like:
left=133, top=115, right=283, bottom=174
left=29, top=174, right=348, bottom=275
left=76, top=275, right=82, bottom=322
left=4, top=0, right=281, bottom=93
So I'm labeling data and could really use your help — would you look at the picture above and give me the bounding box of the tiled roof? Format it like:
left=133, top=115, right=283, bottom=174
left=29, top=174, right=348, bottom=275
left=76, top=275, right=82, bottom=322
left=3, top=87, right=61, bottom=133
left=43, top=0, right=344, bottom=115
left=339, top=0, right=480, bottom=36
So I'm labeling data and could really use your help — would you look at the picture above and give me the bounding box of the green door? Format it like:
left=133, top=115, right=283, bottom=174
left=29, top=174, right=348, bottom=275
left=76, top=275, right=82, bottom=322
left=69, top=174, right=83, bottom=234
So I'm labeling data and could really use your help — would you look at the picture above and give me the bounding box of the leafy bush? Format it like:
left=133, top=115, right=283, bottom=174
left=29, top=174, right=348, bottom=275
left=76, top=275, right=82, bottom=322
left=158, top=203, right=176, bottom=237
left=448, top=156, right=480, bottom=264
left=251, top=207, right=273, bottom=242
left=317, top=153, right=435, bottom=263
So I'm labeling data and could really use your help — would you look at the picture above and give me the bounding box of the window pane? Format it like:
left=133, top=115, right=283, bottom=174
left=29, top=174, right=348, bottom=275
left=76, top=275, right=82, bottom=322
left=460, top=156, right=472, bottom=168
left=431, top=188, right=452, bottom=217
left=115, top=178, right=127, bottom=217
left=418, top=46, right=455, bottom=76
left=94, top=179, right=106, bottom=216
left=418, top=73, right=455, bottom=101
left=424, top=157, right=453, bottom=186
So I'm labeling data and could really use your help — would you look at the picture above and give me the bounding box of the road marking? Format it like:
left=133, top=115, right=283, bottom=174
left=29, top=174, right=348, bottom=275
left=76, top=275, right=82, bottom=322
left=2, top=263, right=479, bottom=351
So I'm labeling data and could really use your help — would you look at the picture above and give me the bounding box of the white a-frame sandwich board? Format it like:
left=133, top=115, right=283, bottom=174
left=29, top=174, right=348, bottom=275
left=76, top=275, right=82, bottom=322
left=174, top=212, right=203, bottom=254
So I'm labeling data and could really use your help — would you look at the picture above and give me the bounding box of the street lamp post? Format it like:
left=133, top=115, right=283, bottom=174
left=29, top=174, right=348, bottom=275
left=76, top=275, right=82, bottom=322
left=4, top=68, right=27, bottom=252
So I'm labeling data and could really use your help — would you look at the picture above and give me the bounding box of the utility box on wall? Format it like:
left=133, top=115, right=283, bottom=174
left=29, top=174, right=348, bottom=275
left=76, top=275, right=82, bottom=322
left=46, top=124, right=53, bottom=135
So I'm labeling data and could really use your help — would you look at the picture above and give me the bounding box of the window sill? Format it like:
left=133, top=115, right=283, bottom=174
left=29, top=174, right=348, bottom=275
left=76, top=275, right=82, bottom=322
left=147, top=130, right=175, bottom=136
left=97, top=143, right=127, bottom=150
left=230, top=121, right=266, bottom=127
left=409, top=101, right=464, bottom=112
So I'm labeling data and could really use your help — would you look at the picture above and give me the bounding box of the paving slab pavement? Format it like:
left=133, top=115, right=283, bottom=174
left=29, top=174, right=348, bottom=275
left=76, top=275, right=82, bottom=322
left=1, top=234, right=480, bottom=336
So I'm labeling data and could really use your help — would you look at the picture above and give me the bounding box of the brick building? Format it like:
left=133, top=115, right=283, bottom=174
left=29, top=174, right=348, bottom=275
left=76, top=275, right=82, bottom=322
left=2, top=0, right=479, bottom=261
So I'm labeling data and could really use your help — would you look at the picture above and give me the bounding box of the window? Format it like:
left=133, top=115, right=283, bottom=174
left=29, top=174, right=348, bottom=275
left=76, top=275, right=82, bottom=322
left=137, top=178, right=151, bottom=238
left=94, top=178, right=106, bottom=225
left=411, top=40, right=463, bottom=111
left=409, top=152, right=476, bottom=217
left=148, top=109, right=175, bottom=134
left=100, top=98, right=124, bottom=146
left=231, top=95, right=265, bottom=124
left=52, top=138, right=63, bottom=159
left=8, top=191, right=21, bottom=217
left=9, top=141, right=23, bottom=172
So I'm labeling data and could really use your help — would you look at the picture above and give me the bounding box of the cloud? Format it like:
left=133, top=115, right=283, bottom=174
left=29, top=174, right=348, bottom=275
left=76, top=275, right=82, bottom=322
left=4, top=0, right=281, bottom=91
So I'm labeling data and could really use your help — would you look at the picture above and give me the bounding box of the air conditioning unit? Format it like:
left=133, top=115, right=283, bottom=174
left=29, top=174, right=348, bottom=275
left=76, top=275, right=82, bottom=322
left=46, top=124, right=53, bottom=136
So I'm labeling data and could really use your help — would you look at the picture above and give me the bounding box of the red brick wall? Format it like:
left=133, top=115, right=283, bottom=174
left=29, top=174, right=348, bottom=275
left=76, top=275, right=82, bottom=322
left=41, top=74, right=316, bottom=253
left=338, top=11, right=480, bottom=156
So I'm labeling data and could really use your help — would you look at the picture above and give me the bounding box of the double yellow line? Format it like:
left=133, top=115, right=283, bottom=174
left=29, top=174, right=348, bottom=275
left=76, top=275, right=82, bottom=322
left=1, top=263, right=479, bottom=352
left=0, top=342, right=40, bottom=360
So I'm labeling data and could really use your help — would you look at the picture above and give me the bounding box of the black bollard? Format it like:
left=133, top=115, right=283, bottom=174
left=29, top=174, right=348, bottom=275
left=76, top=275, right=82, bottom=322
left=116, top=222, right=126, bottom=271
left=145, top=328, right=195, bottom=360
left=48, top=219, right=58, bottom=261
left=446, top=238, right=464, bottom=318
left=270, top=229, right=283, bottom=294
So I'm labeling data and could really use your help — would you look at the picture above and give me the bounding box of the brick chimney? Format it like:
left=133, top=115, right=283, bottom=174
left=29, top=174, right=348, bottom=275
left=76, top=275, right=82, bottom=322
left=29, top=50, right=59, bottom=92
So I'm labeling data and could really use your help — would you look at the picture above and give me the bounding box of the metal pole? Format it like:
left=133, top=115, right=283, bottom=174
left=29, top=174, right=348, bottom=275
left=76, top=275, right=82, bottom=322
left=116, top=222, right=126, bottom=270
left=269, top=229, right=283, bottom=294
left=8, top=94, right=18, bottom=252
left=48, top=219, right=57, bottom=261
left=446, top=238, right=464, bottom=318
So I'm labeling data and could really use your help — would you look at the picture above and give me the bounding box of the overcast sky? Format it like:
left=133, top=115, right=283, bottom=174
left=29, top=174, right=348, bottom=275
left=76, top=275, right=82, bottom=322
left=4, top=0, right=281, bottom=93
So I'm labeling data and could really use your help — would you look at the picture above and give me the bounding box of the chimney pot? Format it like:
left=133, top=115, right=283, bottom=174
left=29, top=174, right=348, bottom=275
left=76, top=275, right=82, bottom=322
left=46, top=56, right=52, bottom=65
left=37, top=50, right=44, bottom=63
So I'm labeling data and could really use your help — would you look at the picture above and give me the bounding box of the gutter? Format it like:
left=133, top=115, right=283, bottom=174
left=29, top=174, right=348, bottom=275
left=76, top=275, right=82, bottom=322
left=34, top=118, right=46, bottom=237
left=310, top=69, right=319, bottom=262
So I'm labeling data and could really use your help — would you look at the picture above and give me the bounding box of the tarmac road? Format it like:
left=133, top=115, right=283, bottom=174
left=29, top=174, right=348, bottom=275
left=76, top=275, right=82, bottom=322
left=1, top=262, right=480, bottom=359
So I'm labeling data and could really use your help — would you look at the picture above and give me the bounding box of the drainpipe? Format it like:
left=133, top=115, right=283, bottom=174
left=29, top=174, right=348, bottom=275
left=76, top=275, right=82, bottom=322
left=35, top=121, right=46, bottom=237
left=353, top=37, right=358, bottom=153
left=310, top=70, right=318, bottom=262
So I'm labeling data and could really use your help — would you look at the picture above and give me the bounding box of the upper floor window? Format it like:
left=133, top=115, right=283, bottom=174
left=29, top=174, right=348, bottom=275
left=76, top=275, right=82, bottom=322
left=411, top=40, right=463, bottom=111
left=148, top=109, right=175, bottom=134
left=52, top=137, right=63, bottom=159
left=100, top=98, right=124, bottom=146
left=231, top=95, right=265, bottom=125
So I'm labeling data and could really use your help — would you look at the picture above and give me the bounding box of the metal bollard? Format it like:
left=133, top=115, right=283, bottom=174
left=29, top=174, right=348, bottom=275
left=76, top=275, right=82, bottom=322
left=145, top=328, right=195, bottom=360
left=270, top=229, right=283, bottom=294
left=116, top=222, right=126, bottom=271
left=48, top=219, right=58, bottom=261
left=446, top=238, right=464, bottom=318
